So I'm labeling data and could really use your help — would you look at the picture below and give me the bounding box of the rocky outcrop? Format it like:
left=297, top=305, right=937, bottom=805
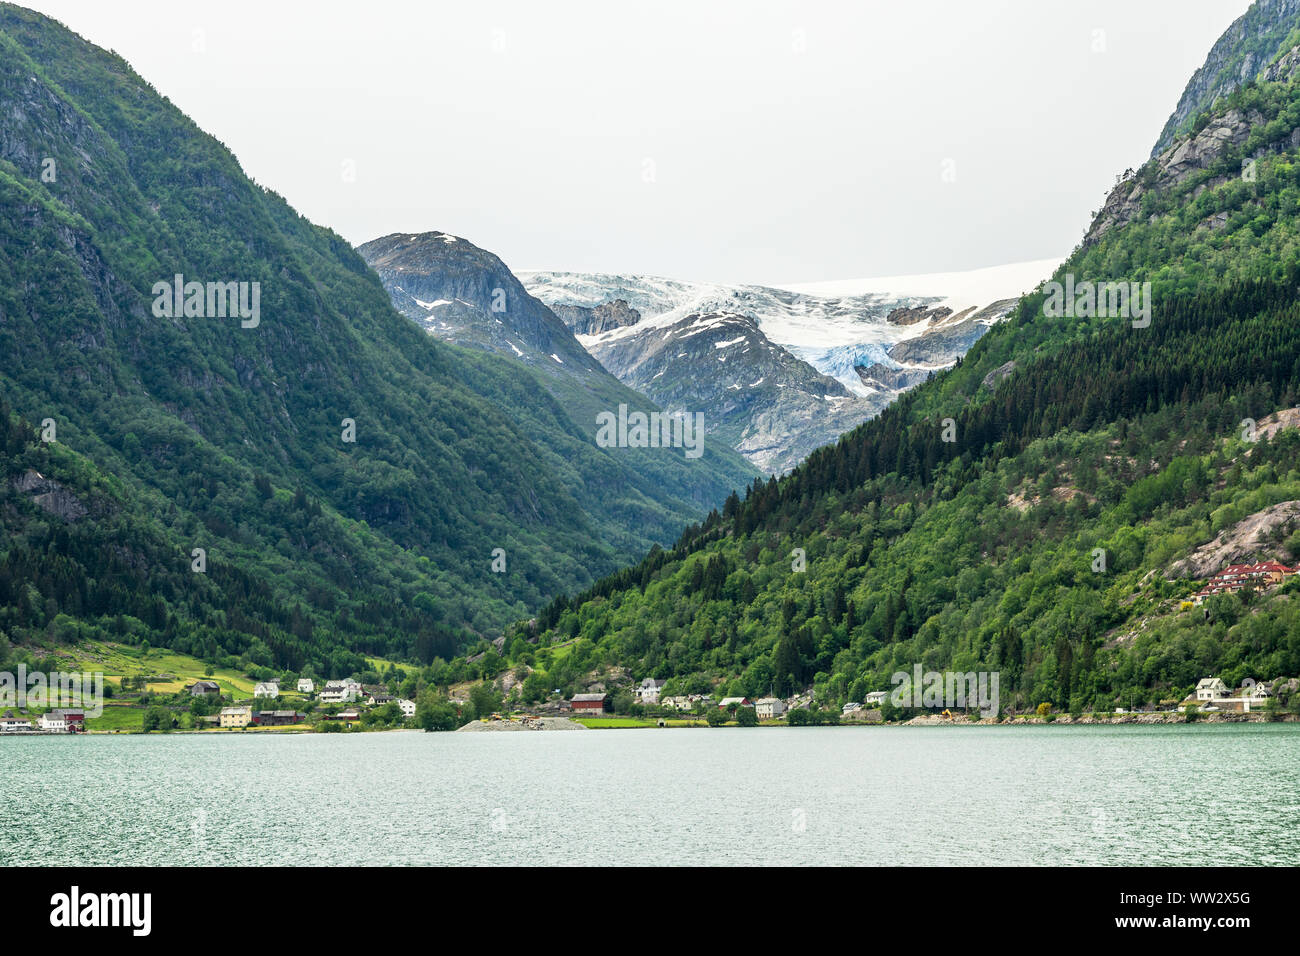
left=887, top=317, right=988, bottom=365
left=456, top=716, right=586, bottom=731
left=981, top=360, right=1017, bottom=390
left=1169, top=501, right=1300, bottom=578
left=357, top=232, right=604, bottom=375
left=1097, top=35, right=1300, bottom=247
left=1257, top=406, right=1300, bottom=439
left=855, top=364, right=934, bottom=391
left=552, top=299, right=641, bottom=336
left=11, top=469, right=88, bottom=521
left=886, top=304, right=952, bottom=326
left=1151, top=0, right=1300, bottom=157
left=1088, top=109, right=1263, bottom=244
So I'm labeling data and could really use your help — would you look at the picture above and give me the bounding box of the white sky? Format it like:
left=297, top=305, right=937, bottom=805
left=18, top=0, right=1254, bottom=284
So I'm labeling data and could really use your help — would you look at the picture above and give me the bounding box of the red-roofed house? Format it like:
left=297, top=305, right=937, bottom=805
left=1194, top=562, right=1296, bottom=605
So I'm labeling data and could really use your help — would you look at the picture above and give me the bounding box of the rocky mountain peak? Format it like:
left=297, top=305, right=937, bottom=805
left=358, top=231, right=600, bottom=373
left=1151, top=0, right=1300, bottom=156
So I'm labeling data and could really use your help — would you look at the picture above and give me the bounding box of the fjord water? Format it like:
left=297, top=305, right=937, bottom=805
left=2, top=725, right=1296, bottom=866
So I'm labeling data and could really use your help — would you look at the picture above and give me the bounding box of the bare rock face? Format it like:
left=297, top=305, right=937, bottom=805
left=1087, top=109, right=1261, bottom=245
left=1169, top=501, right=1300, bottom=578
left=11, top=469, right=88, bottom=521
left=855, top=364, right=934, bottom=392
left=1151, top=0, right=1300, bottom=157
left=456, top=716, right=586, bottom=731
left=886, top=305, right=952, bottom=326
left=357, top=231, right=604, bottom=375
left=551, top=299, right=641, bottom=336
left=981, top=360, right=1017, bottom=390
left=887, top=317, right=987, bottom=366
left=1092, top=38, right=1300, bottom=247
left=1257, top=407, right=1300, bottom=440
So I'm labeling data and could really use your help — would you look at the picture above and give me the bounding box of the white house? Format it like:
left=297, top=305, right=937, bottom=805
left=718, top=696, right=751, bottom=708
left=253, top=680, right=280, bottom=699
left=396, top=698, right=416, bottom=719
left=0, top=711, right=33, bottom=734
left=296, top=678, right=315, bottom=694
left=755, top=697, right=786, bottom=719
left=634, top=678, right=667, bottom=705
left=863, top=691, right=890, bottom=707
left=1196, top=677, right=1229, bottom=701
left=38, top=712, right=68, bottom=733
left=660, top=696, right=692, bottom=711
left=319, top=680, right=358, bottom=704
left=842, top=701, right=863, bottom=715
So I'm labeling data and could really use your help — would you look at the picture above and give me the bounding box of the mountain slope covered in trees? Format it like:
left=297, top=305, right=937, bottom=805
left=0, top=4, right=750, bottom=676
left=461, top=14, right=1300, bottom=714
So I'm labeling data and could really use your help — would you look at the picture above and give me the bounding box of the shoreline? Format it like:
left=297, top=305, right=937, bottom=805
left=6, top=713, right=1291, bottom=738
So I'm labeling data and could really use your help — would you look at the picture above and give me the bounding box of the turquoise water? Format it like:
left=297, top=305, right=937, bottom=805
left=2, top=724, right=1296, bottom=865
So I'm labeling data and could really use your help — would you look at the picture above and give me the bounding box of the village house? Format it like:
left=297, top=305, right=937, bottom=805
left=1193, top=562, right=1297, bottom=605
left=842, top=701, right=863, bottom=715
left=219, top=706, right=252, bottom=729
left=660, top=695, right=692, bottom=711
left=367, top=693, right=395, bottom=706
left=570, top=693, right=611, bottom=714
left=755, top=697, right=786, bottom=719
left=319, top=680, right=359, bottom=704
left=718, top=696, right=751, bottom=709
left=863, top=691, right=890, bottom=707
left=634, top=678, right=667, bottom=705
left=1195, top=677, right=1229, bottom=702
left=296, top=678, right=315, bottom=694
left=332, top=707, right=363, bottom=723
left=254, top=710, right=304, bottom=727
left=187, top=680, right=220, bottom=697
left=253, top=680, right=280, bottom=699
left=396, top=699, right=416, bottom=719
left=38, top=709, right=85, bottom=733
left=0, top=711, right=33, bottom=734
left=1189, top=677, right=1277, bottom=713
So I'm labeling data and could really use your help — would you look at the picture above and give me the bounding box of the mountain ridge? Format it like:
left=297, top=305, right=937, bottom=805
left=0, top=3, right=751, bottom=675
left=465, top=4, right=1300, bottom=717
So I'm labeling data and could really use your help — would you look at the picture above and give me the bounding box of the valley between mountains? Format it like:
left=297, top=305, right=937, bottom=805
left=4, top=0, right=1300, bottom=729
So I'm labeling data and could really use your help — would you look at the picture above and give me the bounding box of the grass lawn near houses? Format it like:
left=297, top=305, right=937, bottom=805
left=84, top=701, right=146, bottom=733
left=573, top=714, right=794, bottom=728
left=54, top=640, right=259, bottom=697
left=573, top=716, right=709, bottom=729
left=365, top=656, right=416, bottom=677
left=42, top=640, right=326, bottom=703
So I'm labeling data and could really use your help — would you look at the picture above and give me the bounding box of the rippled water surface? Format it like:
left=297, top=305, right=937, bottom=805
left=2, top=724, right=1297, bottom=865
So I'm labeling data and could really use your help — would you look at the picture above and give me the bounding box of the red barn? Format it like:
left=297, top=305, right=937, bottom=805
left=570, top=693, right=611, bottom=714
left=53, top=709, right=85, bottom=732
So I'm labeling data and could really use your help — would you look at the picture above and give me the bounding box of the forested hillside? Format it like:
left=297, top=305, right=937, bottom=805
left=455, top=31, right=1300, bottom=713
left=0, top=5, right=748, bottom=677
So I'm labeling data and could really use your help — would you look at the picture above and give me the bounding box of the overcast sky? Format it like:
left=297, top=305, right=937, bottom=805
left=23, top=0, right=1254, bottom=284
